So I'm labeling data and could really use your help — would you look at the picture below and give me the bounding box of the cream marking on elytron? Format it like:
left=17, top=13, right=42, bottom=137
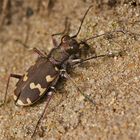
left=55, top=67, right=59, bottom=71
left=27, top=98, right=32, bottom=104
left=13, top=94, right=17, bottom=101
left=30, top=83, right=46, bottom=96
left=23, top=72, right=28, bottom=81
left=46, top=75, right=55, bottom=82
left=16, top=99, right=24, bottom=106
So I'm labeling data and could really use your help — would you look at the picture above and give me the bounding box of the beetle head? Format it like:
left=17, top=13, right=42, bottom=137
left=61, top=35, right=79, bottom=55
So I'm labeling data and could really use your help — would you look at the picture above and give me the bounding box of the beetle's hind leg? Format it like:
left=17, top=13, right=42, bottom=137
left=60, top=69, right=96, bottom=105
left=31, top=76, right=59, bottom=138
left=0, top=74, right=22, bottom=107
left=31, top=86, right=56, bottom=138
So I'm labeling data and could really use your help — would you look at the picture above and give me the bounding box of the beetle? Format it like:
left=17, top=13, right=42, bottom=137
left=1, top=5, right=125, bottom=137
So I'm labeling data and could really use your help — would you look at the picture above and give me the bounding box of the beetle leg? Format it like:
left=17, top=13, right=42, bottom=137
left=33, top=47, right=47, bottom=58
left=60, top=55, right=82, bottom=70
left=69, top=58, right=82, bottom=65
left=31, top=75, right=59, bottom=137
left=72, top=51, right=123, bottom=67
left=15, top=39, right=30, bottom=48
left=66, top=47, right=119, bottom=68
left=0, top=74, right=22, bottom=106
left=51, top=35, right=59, bottom=48
left=31, top=87, right=55, bottom=138
left=65, top=58, right=83, bottom=68
left=15, top=38, right=48, bottom=57
left=60, top=69, right=96, bottom=105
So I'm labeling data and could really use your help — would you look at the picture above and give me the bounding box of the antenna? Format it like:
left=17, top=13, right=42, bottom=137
left=71, top=5, right=93, bottom=38
left=52, top=17, right=70, bottom=36
left=80, top=29, right=126, bottom=43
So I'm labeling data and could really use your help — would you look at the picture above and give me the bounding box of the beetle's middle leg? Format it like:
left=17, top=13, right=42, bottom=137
left=60, top=69, right=96, bottom=105
left=0, top=74, right=22, bottom=106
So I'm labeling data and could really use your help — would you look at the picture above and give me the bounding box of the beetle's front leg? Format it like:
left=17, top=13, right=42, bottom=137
left=69, top=58, right=83, bottom=65
left=66, top=41, right=96, bottom=67
left=62, top=55, right=83, bottom=69
left=74, top=51, right=123, bottom=66
left=0, top=74, right=22, bottom=106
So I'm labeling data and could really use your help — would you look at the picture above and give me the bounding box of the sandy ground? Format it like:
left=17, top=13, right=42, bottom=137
left=0, top=0, right=140, bottom=140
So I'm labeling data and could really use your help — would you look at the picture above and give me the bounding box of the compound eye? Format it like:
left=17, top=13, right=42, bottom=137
left=61, top=35, right=70, bottom=43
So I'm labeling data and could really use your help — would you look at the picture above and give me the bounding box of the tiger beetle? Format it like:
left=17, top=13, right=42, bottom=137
left=1, top=5, right=125, bottom=138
